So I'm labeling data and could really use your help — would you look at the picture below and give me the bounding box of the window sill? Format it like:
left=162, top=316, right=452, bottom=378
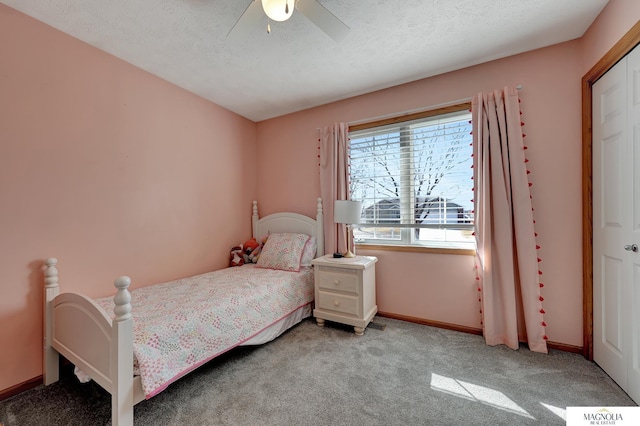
left=355, top=243, right=475, bottom=256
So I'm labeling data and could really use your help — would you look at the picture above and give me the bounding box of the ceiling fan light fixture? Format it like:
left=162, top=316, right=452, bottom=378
left=261, top=0, right=294, bottom=22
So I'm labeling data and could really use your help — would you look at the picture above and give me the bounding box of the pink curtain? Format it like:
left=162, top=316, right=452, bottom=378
left=472, top=87, right=548, bottom=353
left=319, top=123, right=349, bottom=255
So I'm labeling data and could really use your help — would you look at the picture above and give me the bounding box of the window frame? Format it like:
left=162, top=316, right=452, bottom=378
left=349, top=102, right=475, bottom=251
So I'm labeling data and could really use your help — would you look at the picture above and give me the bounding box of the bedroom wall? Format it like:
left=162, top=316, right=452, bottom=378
left=255, top=0, right=640, bottom=350
left=581, top=0, right=640, bottom=73
left=0, top=5, right=258, bottom=393
left=258, top=0, right=640, bottom=347
left=2, top=0, right=637, bottom=398
left=256, top=40, right=585, bottom=347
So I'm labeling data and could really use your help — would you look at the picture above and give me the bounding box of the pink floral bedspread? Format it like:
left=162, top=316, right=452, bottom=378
left=94, top=264, right=314, bottom=398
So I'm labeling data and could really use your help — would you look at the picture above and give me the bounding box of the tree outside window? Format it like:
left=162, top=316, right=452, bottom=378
left=349, top=105, right=474, bottom=248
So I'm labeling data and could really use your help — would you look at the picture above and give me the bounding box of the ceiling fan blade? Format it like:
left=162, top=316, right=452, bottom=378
left=296, top=0, right=350, bottom=42
left=227, top=1, right=264, bottom=41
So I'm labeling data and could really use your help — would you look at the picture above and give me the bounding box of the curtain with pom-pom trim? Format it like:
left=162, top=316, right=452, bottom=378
left=472, top=87, right=547, bottom=354
left=319, top=123, right=349, bottom=255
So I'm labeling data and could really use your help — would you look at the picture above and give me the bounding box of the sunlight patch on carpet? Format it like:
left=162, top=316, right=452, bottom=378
left=430, top=373, right=535, bottom=419
left=540, top=402, right=566, bottom=420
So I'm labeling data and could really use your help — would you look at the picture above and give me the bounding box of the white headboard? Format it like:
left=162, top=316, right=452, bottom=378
left=252, top=198, right=324, bottom=257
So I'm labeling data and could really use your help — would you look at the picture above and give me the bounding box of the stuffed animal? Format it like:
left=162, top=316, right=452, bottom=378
left=244, top=238, right=259, bottom=252
left=247, top=244, right=262, bottom=263
left=242, top=238, right=261, bottom=263
left=229, top=244, right=244, bottom=267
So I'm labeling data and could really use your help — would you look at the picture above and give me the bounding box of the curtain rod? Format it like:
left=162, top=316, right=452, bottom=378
left=317, top=85, right=523, bottom=130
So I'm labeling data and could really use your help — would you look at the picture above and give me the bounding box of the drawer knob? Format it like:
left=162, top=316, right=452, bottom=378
left=334, top=279, right=340, bottom=286
left=334, top=300, right=340, bottom=307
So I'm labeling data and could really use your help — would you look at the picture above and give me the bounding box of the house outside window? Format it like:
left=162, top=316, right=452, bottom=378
left=349, top=103, right=474, bottom=249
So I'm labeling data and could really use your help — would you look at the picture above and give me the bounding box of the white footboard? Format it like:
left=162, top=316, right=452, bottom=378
left=43, top=258, right=142, bottom=426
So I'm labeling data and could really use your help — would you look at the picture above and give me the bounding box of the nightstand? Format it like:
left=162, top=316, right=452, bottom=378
left=311, top=254, right=378, bottom=335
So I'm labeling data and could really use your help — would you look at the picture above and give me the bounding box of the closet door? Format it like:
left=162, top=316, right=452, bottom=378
left=592, top=43, right=640, bottom=404
left=593, top=50, right=629, bottom=393
left=626, top=44, right=640, bottom=404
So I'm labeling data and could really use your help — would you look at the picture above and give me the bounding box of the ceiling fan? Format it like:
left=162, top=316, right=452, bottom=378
left=227, top=0, right=350, bottom=42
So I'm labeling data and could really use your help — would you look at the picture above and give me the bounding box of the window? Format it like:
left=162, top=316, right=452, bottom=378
left=349, top=103, right=474, bottom=249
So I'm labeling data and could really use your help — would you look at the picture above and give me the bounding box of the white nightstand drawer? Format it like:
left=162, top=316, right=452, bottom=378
left=317, top=291, right=359, bottom=316
left=316, top=269, right=359, bottom=294
left=311, top=255, right=377, bottom=335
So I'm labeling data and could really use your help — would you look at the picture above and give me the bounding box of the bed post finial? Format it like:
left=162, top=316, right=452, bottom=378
left=252, top=200, right=259, bottom=239
left=43, top=257, right=60, bottom=385
left=44, top=258, right=59, bottom=289
left=111, top=276, right=134, bottom=425
left=113, top=276, right=132, bottom=322
left=316, top=198, right=325, bottom=256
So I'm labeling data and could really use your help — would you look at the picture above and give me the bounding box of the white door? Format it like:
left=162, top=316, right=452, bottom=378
left=592, top=43, right=640, bottom=404
left=626, top=45, right=640, bottom=404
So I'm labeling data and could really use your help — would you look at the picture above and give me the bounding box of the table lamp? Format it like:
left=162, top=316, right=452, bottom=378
left=334, top=200, right=362, bottom=258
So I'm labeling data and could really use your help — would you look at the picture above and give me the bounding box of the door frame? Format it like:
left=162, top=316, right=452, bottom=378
left=582, top=21, right=640, bottom=360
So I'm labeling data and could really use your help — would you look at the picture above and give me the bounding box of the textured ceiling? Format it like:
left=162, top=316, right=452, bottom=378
left=1, top=0, right=609, bottom=121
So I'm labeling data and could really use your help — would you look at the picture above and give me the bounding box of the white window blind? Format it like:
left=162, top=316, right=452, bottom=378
left=349, top=107, right=474, bottom=247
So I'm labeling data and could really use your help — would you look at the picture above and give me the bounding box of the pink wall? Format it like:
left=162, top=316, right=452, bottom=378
left=2, top=0, right=639, bottom=396
left=257, top=41, right=586, bottom=347
left=0, top=6, right=257, bottom=392
left=256, top=0, right=640, bottom=351
left=258, top=0, right=640, bottom=352
left=581, top=0, right=640, bottom=73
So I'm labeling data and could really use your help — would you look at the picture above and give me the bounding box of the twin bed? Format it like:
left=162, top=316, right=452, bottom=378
left=43, top=199, right=324, bottom=426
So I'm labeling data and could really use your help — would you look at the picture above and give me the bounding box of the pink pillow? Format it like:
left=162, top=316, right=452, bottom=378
left=300, top=237, right=317, bottom=267
left=256, top=233, right=311, bottom=272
